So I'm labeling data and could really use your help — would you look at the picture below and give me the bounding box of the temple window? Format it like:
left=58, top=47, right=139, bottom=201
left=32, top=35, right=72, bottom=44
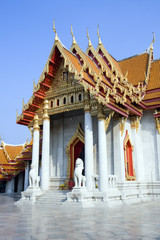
left=78, top=94, right=82, bottom=102
left=50, top=100, right=53, bottom=108
left=63, top=97, right=66, bottom=105
left=57, top=99, right=60, bottom=106
left=71, top=95, right=74, bottom=103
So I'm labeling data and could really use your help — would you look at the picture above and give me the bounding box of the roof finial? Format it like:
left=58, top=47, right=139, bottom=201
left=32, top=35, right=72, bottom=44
left=16, top=110, right=19, bottom=118
left=87, top=28, right=92, bottom=47
left=22, top=98, right=25, bottom=108
left=150, top=32, right=155, bottom=50
left=97, top=25, right=102, bottom=45
left=71, top=25, right=76, bottom=45
left=53, top=19, right=58, bottom=41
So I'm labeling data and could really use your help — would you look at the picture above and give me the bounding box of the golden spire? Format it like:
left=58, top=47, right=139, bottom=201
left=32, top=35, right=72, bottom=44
left=22, top=98, right=25, bottom=108
left=97, top=25, right=102, bottom=45
left=87, top=28, right=92, bottom=47
left=16, top=110, right=19, bottom=118
left=33, top=79, right=36, bottom=92
left=150, top=32, right=155, bottom=50
left=53, top=19, right=58, bottom=42
left=71, top=25, right=76, bottom=45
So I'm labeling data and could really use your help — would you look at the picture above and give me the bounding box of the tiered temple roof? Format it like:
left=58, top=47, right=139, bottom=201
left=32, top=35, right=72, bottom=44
left=16, top=26, right=160, bottom=126
left=0, top=141, right=28, bottom=181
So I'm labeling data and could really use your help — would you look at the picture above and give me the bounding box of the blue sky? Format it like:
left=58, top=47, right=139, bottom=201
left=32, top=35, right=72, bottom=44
left=0, top=0, right=160, bottom=145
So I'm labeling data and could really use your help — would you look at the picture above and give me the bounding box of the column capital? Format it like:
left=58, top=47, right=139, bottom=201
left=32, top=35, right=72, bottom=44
left=97, top=104, right=105, bottom=120
left=33, top=114, right=40, bottom=131
left=84, top=91, right=91, bottom=113
left=155, top=117, right=160, bottom=134
left=43, top=100, right=50, bottom=121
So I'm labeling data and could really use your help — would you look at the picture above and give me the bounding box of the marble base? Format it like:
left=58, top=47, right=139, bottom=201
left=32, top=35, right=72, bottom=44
left=66, top=187, right=109, bottom=208
left=16, top=186, right=42, bottom=205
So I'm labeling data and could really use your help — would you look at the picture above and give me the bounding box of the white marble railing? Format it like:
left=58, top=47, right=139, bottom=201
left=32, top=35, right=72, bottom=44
left=108, top=175, right=118, bottom=188
left=92, top=174, right=118, bottom=189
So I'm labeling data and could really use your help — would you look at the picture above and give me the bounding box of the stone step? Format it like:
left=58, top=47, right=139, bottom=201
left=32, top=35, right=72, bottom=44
left=36, top=190, right=68, bottom=206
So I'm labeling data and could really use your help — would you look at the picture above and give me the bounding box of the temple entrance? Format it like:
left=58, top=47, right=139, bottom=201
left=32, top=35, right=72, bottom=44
left=124, top=130, right=136, bottom=181
left=66, top=124, right=85, bottom=188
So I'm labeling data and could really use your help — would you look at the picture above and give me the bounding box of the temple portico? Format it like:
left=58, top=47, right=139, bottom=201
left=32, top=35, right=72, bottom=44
left=10, top=24, right=160, bottom=206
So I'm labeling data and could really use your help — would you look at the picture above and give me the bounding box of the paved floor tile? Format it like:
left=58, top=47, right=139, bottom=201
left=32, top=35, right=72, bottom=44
left=0, top=193, right=160, bottom=239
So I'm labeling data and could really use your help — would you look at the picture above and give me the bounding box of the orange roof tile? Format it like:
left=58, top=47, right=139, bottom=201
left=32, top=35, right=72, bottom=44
left=148, top=59, right=160, bottom=90
left=0, top=148, right=7, bottom=164
left=119, top=53, right=149, bottom=85
left=63, top=48, right=82, bottom=72
left=145, top=100, right=160, bottom=106
left=5, top=145, right=24, bottom=160
left=144, top=91, right=160, bottom=100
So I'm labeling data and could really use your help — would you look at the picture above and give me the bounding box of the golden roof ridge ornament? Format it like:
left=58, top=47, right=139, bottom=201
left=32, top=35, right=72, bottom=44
left=150, top=32, right=155, bottom=50
left=53, top=19, right=58, bottom=42
left=97, top=25, right=102, bottom=45
left=87, top=28, right=92, bottom=47
left=71, top=25, right=76, bottom=45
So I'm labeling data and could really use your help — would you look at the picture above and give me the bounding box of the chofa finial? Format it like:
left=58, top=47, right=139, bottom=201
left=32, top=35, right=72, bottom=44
left=71, top=25, right=76, bottom=45
left=150, top=32, right=155, bottom=50
left=97, top=25, right=102, bottom=45
left=87, top=28, right=92, bottom=47
left=53, top=19, right=58, bottom=41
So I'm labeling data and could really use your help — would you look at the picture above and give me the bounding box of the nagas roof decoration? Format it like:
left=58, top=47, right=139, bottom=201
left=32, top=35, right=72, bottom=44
left=16, top=24, right=160, bottom=126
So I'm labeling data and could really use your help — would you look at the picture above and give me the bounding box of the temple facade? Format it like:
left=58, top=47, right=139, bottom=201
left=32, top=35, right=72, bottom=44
left=1, top=25, right=160, bottom=205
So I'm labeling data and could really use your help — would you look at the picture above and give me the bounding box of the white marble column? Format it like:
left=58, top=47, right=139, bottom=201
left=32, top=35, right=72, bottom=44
left=156, top=128, right=160, bottom=180
left=32, top=114, right=40, bottom=183
left=41, top=100, right=50, bottom=191
left=113, top=119, right=126, bottom=182
left=17, top=172, right=24, bottom=193
left=24, top=161, right=30, bottom=191
left=97, top=107, right=108, bottom=192
left=5, top=177, right=15, bottom=194
left=84, top=92, right=94, bottom=191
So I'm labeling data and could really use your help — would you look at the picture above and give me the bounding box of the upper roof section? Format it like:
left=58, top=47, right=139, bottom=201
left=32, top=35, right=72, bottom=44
left=16, top=24, right=160, bottom=126
left=119, top=53, right=149, bottom=86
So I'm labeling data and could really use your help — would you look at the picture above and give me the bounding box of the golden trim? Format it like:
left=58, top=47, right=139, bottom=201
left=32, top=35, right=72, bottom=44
left=130, top=116, right=141, bottom=133
left=119, top=117, right=127, bottom=136
left=155, top=117, right=160, bottom=134
left=33, top=115, right=40, bottom=131
left=105, top=111, right=114, bottom=131
left=124, top=131, right=136, bottom=181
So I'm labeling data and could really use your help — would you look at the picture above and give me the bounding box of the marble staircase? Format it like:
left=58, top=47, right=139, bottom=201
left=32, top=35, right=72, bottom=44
left=36, top=190, right=68, bottom=207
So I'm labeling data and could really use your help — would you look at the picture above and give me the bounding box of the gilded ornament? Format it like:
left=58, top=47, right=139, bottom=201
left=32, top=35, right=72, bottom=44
left=33, top=114, right=40, bottom=131
left=155, top=117, right=160, bottom=134
left=130, top=116, right=141, bottom=132
left=105, top=111, right=115, bottom=131
left=119, top=117, right=127, bottom=136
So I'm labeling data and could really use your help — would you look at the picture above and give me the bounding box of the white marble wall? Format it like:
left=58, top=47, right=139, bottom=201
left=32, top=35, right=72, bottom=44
left=141, top=111, right=158, bottom=181
left=49, top=109, right=159, bottom=184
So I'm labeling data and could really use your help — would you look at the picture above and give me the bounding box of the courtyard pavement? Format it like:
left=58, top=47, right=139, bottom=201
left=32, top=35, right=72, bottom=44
left=0, top=194, right=160, bottom=240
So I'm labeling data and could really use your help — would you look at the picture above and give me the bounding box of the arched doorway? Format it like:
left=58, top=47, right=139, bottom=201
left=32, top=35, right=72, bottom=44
left=66, top=124, right=85, bottom=187
left=124, top=130, right=136, bottom=181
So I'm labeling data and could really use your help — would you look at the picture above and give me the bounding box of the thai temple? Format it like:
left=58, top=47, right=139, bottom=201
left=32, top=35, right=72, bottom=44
left=0, top=23, right=160, bottom=206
